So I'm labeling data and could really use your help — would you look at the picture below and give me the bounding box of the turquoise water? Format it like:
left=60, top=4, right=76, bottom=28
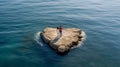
left=0, top=0, right=120, bottom=67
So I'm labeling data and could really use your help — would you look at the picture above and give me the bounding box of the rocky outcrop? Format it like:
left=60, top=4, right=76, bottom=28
left=40, top=27, right=86, bottom=54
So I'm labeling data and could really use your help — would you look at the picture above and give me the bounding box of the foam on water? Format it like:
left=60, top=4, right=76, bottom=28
left=34, top=32, right=43, bottom=46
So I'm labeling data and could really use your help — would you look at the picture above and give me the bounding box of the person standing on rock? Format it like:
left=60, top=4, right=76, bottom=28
left=56, top=27, right=59, bottom=35
left=59, top=26, right=62, bottom=37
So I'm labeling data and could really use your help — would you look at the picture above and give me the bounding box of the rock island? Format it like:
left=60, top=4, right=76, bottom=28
left=40, top=27, right=85, bottom=54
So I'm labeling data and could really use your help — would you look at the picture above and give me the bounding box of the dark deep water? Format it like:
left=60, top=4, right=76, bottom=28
left=0, top=0, right=120, bottom=67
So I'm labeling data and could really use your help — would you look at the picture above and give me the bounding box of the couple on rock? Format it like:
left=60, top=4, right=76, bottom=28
left=57, top=26, right=62, bottom=37
left=50, top=26, right=63, bottom=44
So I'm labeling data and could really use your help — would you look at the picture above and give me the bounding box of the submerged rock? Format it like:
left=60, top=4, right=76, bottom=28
left=40, top=27, right=85, bottom=54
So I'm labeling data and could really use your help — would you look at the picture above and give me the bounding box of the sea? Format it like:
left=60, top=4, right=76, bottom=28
left=0, top=0, right=120, bottom=67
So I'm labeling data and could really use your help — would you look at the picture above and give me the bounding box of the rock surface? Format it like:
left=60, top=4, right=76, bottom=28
left=40, top=27, right=85, bottom=54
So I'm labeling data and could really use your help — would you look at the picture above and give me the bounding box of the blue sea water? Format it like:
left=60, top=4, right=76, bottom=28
left=0, top=0, right=120, bottom=67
